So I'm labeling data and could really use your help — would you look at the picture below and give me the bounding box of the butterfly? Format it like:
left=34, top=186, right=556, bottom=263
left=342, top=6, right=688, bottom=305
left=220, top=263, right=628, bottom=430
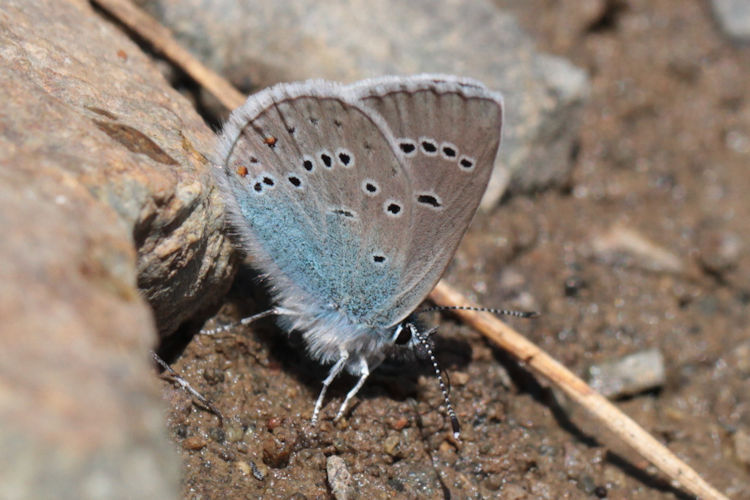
left=213, top=74, right=503, bottom=436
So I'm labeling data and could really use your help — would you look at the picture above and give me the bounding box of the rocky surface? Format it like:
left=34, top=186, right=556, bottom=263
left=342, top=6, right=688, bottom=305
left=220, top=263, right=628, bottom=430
left=0, top=0, right=235, bottom=498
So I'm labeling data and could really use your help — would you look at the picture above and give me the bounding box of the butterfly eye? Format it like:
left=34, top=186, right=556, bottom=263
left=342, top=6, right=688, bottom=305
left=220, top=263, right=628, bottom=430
left=393, top=326, right=412, bottom=345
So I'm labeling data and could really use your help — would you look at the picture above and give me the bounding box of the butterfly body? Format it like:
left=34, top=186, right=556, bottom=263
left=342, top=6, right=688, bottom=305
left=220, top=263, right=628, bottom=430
left=214, top=75, right=503, bottom=424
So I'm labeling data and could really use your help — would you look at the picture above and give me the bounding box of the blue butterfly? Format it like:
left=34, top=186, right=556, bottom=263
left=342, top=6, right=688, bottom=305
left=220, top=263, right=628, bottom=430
left=214, top=74, right=503, bottom=436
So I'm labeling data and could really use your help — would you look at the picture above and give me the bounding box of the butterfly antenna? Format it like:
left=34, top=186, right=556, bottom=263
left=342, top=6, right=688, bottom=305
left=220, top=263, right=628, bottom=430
left=419, top=305, right=539, bottom=319
left=409, top=324, right=460, bottom=440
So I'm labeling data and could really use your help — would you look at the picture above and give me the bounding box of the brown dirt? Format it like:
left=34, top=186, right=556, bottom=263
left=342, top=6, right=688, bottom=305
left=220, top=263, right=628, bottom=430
left=159, top=1, right=750, bottom=498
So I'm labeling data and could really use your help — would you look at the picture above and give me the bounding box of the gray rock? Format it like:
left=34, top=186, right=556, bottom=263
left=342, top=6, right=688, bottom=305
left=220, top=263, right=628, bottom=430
left=136, top=0, right=590, bottom=207
left=326, top=455, right=355, bottom=500
left=587, top=349, right=666, bottom=399
left=711, top=0, right=750, bottom=42
left=1, top=0, right=236, bottom=498
left=590, top=226, right=685, bottom=274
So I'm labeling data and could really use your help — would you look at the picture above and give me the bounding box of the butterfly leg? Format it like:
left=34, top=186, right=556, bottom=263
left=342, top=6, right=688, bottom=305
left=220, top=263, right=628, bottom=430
left=200, top=307, right=297, bottom=335
left=312, top=349, right=349, bottom=426
left=334, top=356, right=370, bottom=421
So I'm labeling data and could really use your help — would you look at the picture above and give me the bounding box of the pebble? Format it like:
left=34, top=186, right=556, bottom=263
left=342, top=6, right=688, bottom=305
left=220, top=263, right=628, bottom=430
left=697, top=226, right=742, bottom=273
left=591, top=226, right=683, bottom=274
left=383, top=434, right=401, bottom=457
left=587, top=348, right=666, bottom=399
left=236, top=461, right=251, bottom=476
left=225, top=424, right=244, bottom=443
left=326, top=455, right=354, bottom=500
left=451, top=371, right=470, bottom=386
left=182, top=436, right=207, bottom=450
left=390, top=417, right=409, bottom=431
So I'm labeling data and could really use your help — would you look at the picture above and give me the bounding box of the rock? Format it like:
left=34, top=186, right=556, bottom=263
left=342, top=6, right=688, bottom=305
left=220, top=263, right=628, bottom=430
left=590, top=226, right=685, bottom=274
left=587, top=348, right=666, bottom=399
left=711, top=0, right=750, bottom=42
left=182, top=436, right=208, bottom=450
left=696, top=225, right=743, bottom=274
left=136, top=0, right=590, bottom=207
left=326, top=455, right=355, bottom=500
left=383, top=434, right=402, bottom=457
left=4, top=1, right=236, bottom=338
left=1, top=0, right=237, bottom=498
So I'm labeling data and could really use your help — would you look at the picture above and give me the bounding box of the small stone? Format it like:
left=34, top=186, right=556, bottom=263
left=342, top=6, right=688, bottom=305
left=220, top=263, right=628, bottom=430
left=326, top=455, right=355, bottom=500
left=267, top=417, right=283, bottom=431
left=226, top=424, right=244, bottom=443
left=383, top=434, right=401, bottom=457
left=587, top=348, right=666, bottom=399
left=236, top=461, right=251, bottom=475
left=451, top=371, right=470, bottom=386
left=182, top=436, right=207, bottom=450
left=438, top=440, right=455, bottom=459
left=591, top=226, right=684, bottom=274
left=390, top=417, right=409, bottom=431
left=730, top=341, right=750, bottom=375
left=697, top=227, right=742, bottom=274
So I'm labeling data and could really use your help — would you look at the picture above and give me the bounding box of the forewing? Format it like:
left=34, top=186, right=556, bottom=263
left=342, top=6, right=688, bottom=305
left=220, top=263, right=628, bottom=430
left=215, top=81, right=415, bottom=325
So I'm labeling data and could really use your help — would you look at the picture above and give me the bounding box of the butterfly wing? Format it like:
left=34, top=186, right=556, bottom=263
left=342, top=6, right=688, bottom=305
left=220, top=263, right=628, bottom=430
left=350, top=75, right=503, bottom=326
left=215, top=81, right=418, bottom=326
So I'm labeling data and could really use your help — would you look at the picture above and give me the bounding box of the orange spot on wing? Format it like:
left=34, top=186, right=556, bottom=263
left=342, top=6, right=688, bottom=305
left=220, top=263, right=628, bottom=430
left=264, top=136, right=277, bottom=147
left=236, top=165, right=248, bottom=177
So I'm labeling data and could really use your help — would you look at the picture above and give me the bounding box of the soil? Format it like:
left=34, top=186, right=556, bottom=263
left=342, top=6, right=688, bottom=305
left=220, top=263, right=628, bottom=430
left=159, top=1, right=750, bottom=498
